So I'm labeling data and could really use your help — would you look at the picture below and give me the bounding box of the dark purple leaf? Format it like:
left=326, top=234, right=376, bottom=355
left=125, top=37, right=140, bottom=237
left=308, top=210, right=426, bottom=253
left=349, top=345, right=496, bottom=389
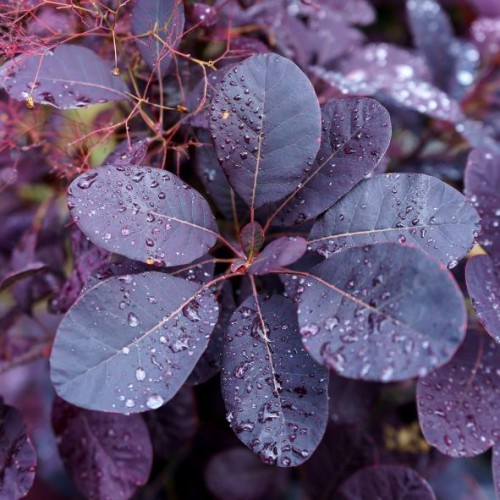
left=0, top=399, right=36, bottom=499
left=0, top=262, right=47, bottom=292
left=266, top=98, right=392, bottom=227
left=143, top=385, right=198, bottom=459
left=304, top=424, right=377, bottom=499
left=194, top=132, right=247, bottom=220
left=406, top=0, right=456, bottom=90
left=329, top=374, right=381, bottom=425
left=104, top=139, right=148, bottom=166
left=465, top=149, right=500, bottom=257
left=466, top=255, right=500, bottom=342
left=308, top=173, right=480, bottom=268
left=132, top=0, right=185, bottom=77
left=188, top=281, right=235, bottom=385
left=249, top=237, right=307, bottom=276
left=50, top=272, right=219, bottom=413
left=468, top=0, right=500, bottom=17
left=221, top=294, right=329, bottom=466
left=0, top=45, right=129, bottom=109
left=209, top=54, right=321, bottom=210
left=204, top=447, right=287, bottom=500
left=297, top=244, right=467, bottom=381
left=68, top=165, right=219, bottom=267
left=493, top=446, right=500, bottom=499
left=417, top=330, right=500, bottom=457
left=337, top=465, right=436, bottom=499
left=240, top=222, right=264, bottom=258
left=52, top=397, right=152, bottom=499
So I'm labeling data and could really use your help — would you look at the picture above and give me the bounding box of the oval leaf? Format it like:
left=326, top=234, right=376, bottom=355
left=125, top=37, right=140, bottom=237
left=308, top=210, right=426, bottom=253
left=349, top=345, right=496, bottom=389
left=240, top=222, right=264, bottom=258
left=221, top=294, right=329, bottom=467
left=50, top=272, right=219, bottom=413
left=466, top=255, right=500, bottom=342
left=0, top=399, right=36, bottom=498
left=337, top=465, right=436, bottom=500
left=132, top=0, right=185, bottom=77
left=417, top=330, right=500, bottom=457
left=104, top=139, right=148, bottom=166
left=269, top=98, right=392, bottom=227
left=209, top=53, right=321, bottom=210
left=68, top=165, right=218, bottom=267
left=52, top=397, right=152, bottom=498
left=249, top=237, right=307, bottom=276
left=297, top=244, right=466, bottom=381
left=309, top=173, right=480, bottom=268
left=0, top=45, right=129, bottom=109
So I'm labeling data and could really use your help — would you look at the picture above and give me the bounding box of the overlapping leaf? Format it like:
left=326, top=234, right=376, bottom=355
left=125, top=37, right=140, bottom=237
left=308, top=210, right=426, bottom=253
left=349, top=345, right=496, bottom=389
left=308, top=173, right=480, bottom=268
left=221, top=294, right=329, bottom=466
left=104, top=139, right=148, bottom=166
left=417, top=330, right=500, bottom=457
left=0, top=45, right=129, bottom=109
left=267, top=98, right=391, bottom=227
left=50, top=272, right=219, bottom=413
left=249, top=237, right=307, bottom=275
left=52, top=397, right=152, bottom=499
left=467, top=255, right=500, bottom=342
left=297, top=244, right=466, bottom=381
left=68, top=165, right=218, bottom=267
left=132, top=0, right=185, bottom=77
left=209, top=54, right=321, bottom=210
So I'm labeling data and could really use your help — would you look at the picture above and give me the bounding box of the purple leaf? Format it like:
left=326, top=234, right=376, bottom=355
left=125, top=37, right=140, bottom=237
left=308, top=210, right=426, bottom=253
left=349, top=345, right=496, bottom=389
left=240, top=222, right=264, bottom=258
left=0, top=262, right=47, bottom=292
left=52, top=397, right=152, bottom=499
left=322, top=0, right=375, bottom=25
left=143, top=385, right=198, bottom=459
left=308, top=173, right=480, bottom=268
left=221, top=294, right=329, bottom=466
left=194, top=132, right=247, bottom=220
left=204, top=447, right=287, bottom=500
left=337, top=465, right=436, bottom=499
left=104, top=139, right=148, bottom=166
left=472, top=18, right=500, bottom=59
left=493, top=446, right=500, bottom=499
left=417, top=330, right=500, bottom=457
left=468, top=0, right=500, bottom=17
left=209, top=54, right=321, bottom=210
left=297, top=244, right=466, bottom=381
left=50, top=272, right=219, bottom=413
left=188, top=281, right=235, bottom=385
left=249, top=237, right=307, bottom=276
left=132, top=0, right=185, bottom=77
left=465, top=149, right=500, bottom=257
left=0, top=45, right=130, bottom=109
left=266, top=98, right=392, bottom=227
left=0, top=399, right=36, bottom=499
left=68, top=165, right=219, bottom=267
left=329, top=374, right=381, bottom=425
left=466, top=255, right=500, bottom=342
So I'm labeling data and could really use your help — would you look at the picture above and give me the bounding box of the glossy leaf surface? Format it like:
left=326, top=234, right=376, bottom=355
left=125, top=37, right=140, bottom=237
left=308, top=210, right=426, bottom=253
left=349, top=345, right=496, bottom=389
left=297, top=244, right=466, bottom=381
left=0, top=399, right=36, bottom=499
left=240, top=222, right=264, bottom=258
left=132, top=0, right=185, bottom=77
left=51, top=272, right=218, bottom=413
left=104, top=139, right=148, bottom=166
left=337, top=465, right=436, bottom=500
left=0, top=45, right=129, bottom=109
left=221, top=294, right=329, bottom=466
left=210, top=54, right=321, bottom=210
left=68, top=165, right=218, bottom=267
left=417, top=330, right=500, bottom=457
left=466, top=255, right=500, bottom=342
left=52, top=397, right=152, bottom=499
left=269, top=98, right=392, bottom=227
left=249, top=237, right=307, bottom=276
left=465, top=149, right=500, bottom=258
left=309, top=173, right=480, bottom=268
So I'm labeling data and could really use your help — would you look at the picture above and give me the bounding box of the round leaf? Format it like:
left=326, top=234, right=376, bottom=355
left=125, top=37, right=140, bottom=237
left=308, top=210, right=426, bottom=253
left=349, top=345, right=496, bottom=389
left=210, top=54, right=321, bottom=210
left=50, top=271, right=219, bottom=413
left=249, top=237, right=307, bottom=275
left=297, top=244, right=466, bottom=381
left=221, top=294, right=329, bottom=467
left=309, top=173, right=480, bottom=268
left=68, top=165, right=218, bottom=266
left=417, top=330, right=500, bottom=457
